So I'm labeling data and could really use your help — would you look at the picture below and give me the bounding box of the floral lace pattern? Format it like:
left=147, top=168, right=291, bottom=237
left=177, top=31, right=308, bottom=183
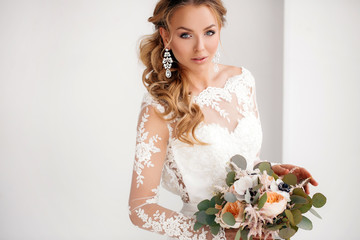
left=194, top=87, right=232, bottom=122
left=135, top=207, right=209, bottom=239
left=134, top=107, right=161, bottom=188
left=162, top=143, right=191, bottom=203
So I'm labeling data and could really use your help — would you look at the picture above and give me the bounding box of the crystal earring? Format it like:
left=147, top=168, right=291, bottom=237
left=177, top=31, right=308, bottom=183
left=212, top=48, right=220, bottom=73
left=163, top=48, right=173, bottom=78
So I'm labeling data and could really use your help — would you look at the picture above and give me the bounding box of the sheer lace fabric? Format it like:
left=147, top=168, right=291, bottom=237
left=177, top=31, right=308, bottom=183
left=129, top=67, right=262, bottom=239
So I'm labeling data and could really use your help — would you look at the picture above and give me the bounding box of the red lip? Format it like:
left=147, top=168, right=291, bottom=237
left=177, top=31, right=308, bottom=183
left=192, top=56, right=207, bottom=60
left=191, top=56, right=208, bottom=63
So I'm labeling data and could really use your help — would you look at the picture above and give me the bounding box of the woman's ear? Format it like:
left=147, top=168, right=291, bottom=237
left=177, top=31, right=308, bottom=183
left=159, top=27, right=171, bottom=49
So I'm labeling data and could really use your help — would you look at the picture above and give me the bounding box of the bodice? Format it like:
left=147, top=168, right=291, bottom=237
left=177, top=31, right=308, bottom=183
left=160, top=67, right=263, bottom=213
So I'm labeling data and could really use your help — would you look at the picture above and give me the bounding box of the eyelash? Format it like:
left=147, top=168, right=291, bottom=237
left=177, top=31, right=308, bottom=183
left=180, top=30, right=216, bottom=39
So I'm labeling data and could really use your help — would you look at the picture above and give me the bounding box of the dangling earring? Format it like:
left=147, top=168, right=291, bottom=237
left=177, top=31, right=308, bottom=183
left=163, top=48, right=173, bottom=78
left=212, top=48, right=220, bottom=73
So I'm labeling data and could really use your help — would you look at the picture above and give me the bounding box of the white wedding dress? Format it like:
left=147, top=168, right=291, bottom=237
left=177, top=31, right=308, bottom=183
left=128, top=67, right=263, bottom=239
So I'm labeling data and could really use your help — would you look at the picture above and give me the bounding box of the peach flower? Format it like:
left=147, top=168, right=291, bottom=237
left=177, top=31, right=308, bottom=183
left=216, top=200, right=246, bottom=228
left=260, top=191, right=287, bottom=218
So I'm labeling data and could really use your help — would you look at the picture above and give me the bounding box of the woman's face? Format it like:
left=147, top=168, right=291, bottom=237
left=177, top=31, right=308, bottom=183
left=162, top=5, right=220, bottom=74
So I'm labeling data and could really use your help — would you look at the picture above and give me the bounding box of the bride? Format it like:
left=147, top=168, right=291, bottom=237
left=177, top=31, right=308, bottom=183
left=128, top=0, right=318, bottom=239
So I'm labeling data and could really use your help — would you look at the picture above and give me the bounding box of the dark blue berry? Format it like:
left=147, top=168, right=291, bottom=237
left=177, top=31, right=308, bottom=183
left=278, top=182, right=290, bottom=192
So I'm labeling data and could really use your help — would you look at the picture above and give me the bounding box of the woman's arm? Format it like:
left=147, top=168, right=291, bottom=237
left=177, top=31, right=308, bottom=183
left=128, top=101, right=225, bottom=239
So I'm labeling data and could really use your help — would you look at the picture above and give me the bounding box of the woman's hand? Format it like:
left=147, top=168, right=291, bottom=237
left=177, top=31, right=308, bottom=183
left=224, top=228, right=273, bottom=240
left=224, top=228, right=238, bottom=239
left=272, top=164, right=318, bottom=194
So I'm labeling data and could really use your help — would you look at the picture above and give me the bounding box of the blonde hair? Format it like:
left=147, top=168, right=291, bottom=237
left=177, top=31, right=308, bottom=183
left=139, top=0, right=227, bottom=145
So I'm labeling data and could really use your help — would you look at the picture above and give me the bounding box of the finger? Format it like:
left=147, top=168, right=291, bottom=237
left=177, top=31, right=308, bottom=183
left=309, top=177, right=318, bottom=186
left=304, top=184, right=310, bottom=194
left=299, top=168, right=318, bottom=186
left=273, top=165, right=289, bottom=175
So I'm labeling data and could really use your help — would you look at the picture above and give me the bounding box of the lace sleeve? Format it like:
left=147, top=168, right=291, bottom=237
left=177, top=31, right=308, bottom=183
left=128, top=96, right=225, bottom=239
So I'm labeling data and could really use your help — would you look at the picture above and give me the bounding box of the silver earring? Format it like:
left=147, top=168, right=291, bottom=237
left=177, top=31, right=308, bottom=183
left=212, top=48, right=220, bottom=73
left=163, top=48, right=173, bottom=78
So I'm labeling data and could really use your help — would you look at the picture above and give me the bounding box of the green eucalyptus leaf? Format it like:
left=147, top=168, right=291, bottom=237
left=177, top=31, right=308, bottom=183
left=272, top=172, right=279, bottom=180
left=224, top=192, right=237, bottom=203
left=291, top=189, right=312, bottom=213
left=257, top=193, right=268, bottom=210
left=285, top=209, right=295, bottom=226
left=241, top=228, right=249, bottom=240
left=251, top=191, right=260, bottom=204
left=235, top=229, right=241, bottom=240
left=231, top=154, right=247, bottom=170
left=290, top=195, right=308, bottom=204
left=298, top=197, right=313, bottom=213
left=196, top=211, right=208, bottom=225
left=222, top=212, right=236, bottom=226
left=278, top=227, right=297, bottom=239
left=226, top=171, right=236, bottom=187
left=297, top=215, right=313, bottom=230
left=210, top=196, right=216, bottom=208
left=252, top=183, right=263, bottom=191
left=214, top=195, right=223, bottom=205
left=197, top=200, right=211, bottom=211
left=312, top=193, right=327, bottom=208
left=291, top=209, right=303, bottom=225
left=292, top=188, right=308, bottom=197
left=210, top=224, right=220, bottom=235
left=309, top=208, right=322, bottom=219
left=205, top=214, right=216, bottom=225
left=193, top=221, right=203, bottom=231
left=282, top=173, right=297, bottom=186
left=206, top=208, right=220, bottom=215
left=258, top=162, right=274, bottom=175
left=266, top=223, right=286, bottom=231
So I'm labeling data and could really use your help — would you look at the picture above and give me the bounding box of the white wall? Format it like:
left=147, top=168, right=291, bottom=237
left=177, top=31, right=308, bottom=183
left=283, top=0, right=360, bottom=239
left=0, top=0, right=283, bottom=239
left=0, top=1, right=154, bottom=239
left=221, top=0, right=284, bottom=164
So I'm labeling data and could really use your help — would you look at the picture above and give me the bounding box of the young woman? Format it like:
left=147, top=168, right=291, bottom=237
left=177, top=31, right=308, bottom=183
left=128, top=0, right=318, bottom=239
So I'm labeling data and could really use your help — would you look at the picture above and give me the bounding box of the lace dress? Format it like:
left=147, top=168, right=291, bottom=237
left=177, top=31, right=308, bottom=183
left=128, top=67, right=263, bottom=239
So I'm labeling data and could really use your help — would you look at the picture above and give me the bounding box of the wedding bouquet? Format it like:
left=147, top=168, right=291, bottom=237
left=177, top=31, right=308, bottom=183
left=193, top=155, right=326, bottom=240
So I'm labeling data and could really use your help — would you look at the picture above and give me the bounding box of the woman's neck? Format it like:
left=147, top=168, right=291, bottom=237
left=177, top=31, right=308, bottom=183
left=185, top=63, right=219, bottom=95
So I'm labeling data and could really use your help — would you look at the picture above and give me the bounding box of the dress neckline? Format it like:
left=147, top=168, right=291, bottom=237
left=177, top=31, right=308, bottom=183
left=191, top=67, right=245, bottom=100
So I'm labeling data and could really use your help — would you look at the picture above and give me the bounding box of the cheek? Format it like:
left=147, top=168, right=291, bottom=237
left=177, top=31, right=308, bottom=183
left=171, top=41, right=192, bottom=60
left=207, top=36, right=219, bottom=53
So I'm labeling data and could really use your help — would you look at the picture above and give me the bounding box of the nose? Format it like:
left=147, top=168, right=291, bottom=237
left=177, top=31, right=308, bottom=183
left=194, top=36, right=205, bottom=52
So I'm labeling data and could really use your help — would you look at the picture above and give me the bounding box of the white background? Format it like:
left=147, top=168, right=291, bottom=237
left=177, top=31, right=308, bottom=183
left=0, top=0, right=358, bottom=239
left=283, top=1, right=360, bottom=239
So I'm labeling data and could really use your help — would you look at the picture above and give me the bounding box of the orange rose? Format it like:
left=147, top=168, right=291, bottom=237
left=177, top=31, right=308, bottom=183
left=217, top=200, right=245, bottom=228
left=260, top=192, right=287, bottom=218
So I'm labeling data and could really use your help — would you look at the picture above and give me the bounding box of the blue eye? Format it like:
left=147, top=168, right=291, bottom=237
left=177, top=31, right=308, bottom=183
left=206, top=30, right=215, bottom=36
left=180, top=33, right=191, bottom=39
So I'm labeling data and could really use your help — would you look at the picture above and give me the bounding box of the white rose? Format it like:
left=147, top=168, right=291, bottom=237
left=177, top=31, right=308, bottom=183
left=233, top=176, right=255, bottom=195
left=270, top=179, right=280, bottom=192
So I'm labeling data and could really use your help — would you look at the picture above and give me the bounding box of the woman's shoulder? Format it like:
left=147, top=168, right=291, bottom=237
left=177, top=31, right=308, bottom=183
left=218, top=64, right=253, bottom=77
left=141, top=92, right=165, bottom=113
left=218, top=64, right=255, bottom=86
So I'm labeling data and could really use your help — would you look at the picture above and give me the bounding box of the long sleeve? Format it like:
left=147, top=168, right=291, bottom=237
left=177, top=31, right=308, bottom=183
left=128, top=97, right=225, bottom=239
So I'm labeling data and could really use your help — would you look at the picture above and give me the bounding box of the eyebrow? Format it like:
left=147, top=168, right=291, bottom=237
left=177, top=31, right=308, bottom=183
left=176, top=24, right=216, bottom=31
